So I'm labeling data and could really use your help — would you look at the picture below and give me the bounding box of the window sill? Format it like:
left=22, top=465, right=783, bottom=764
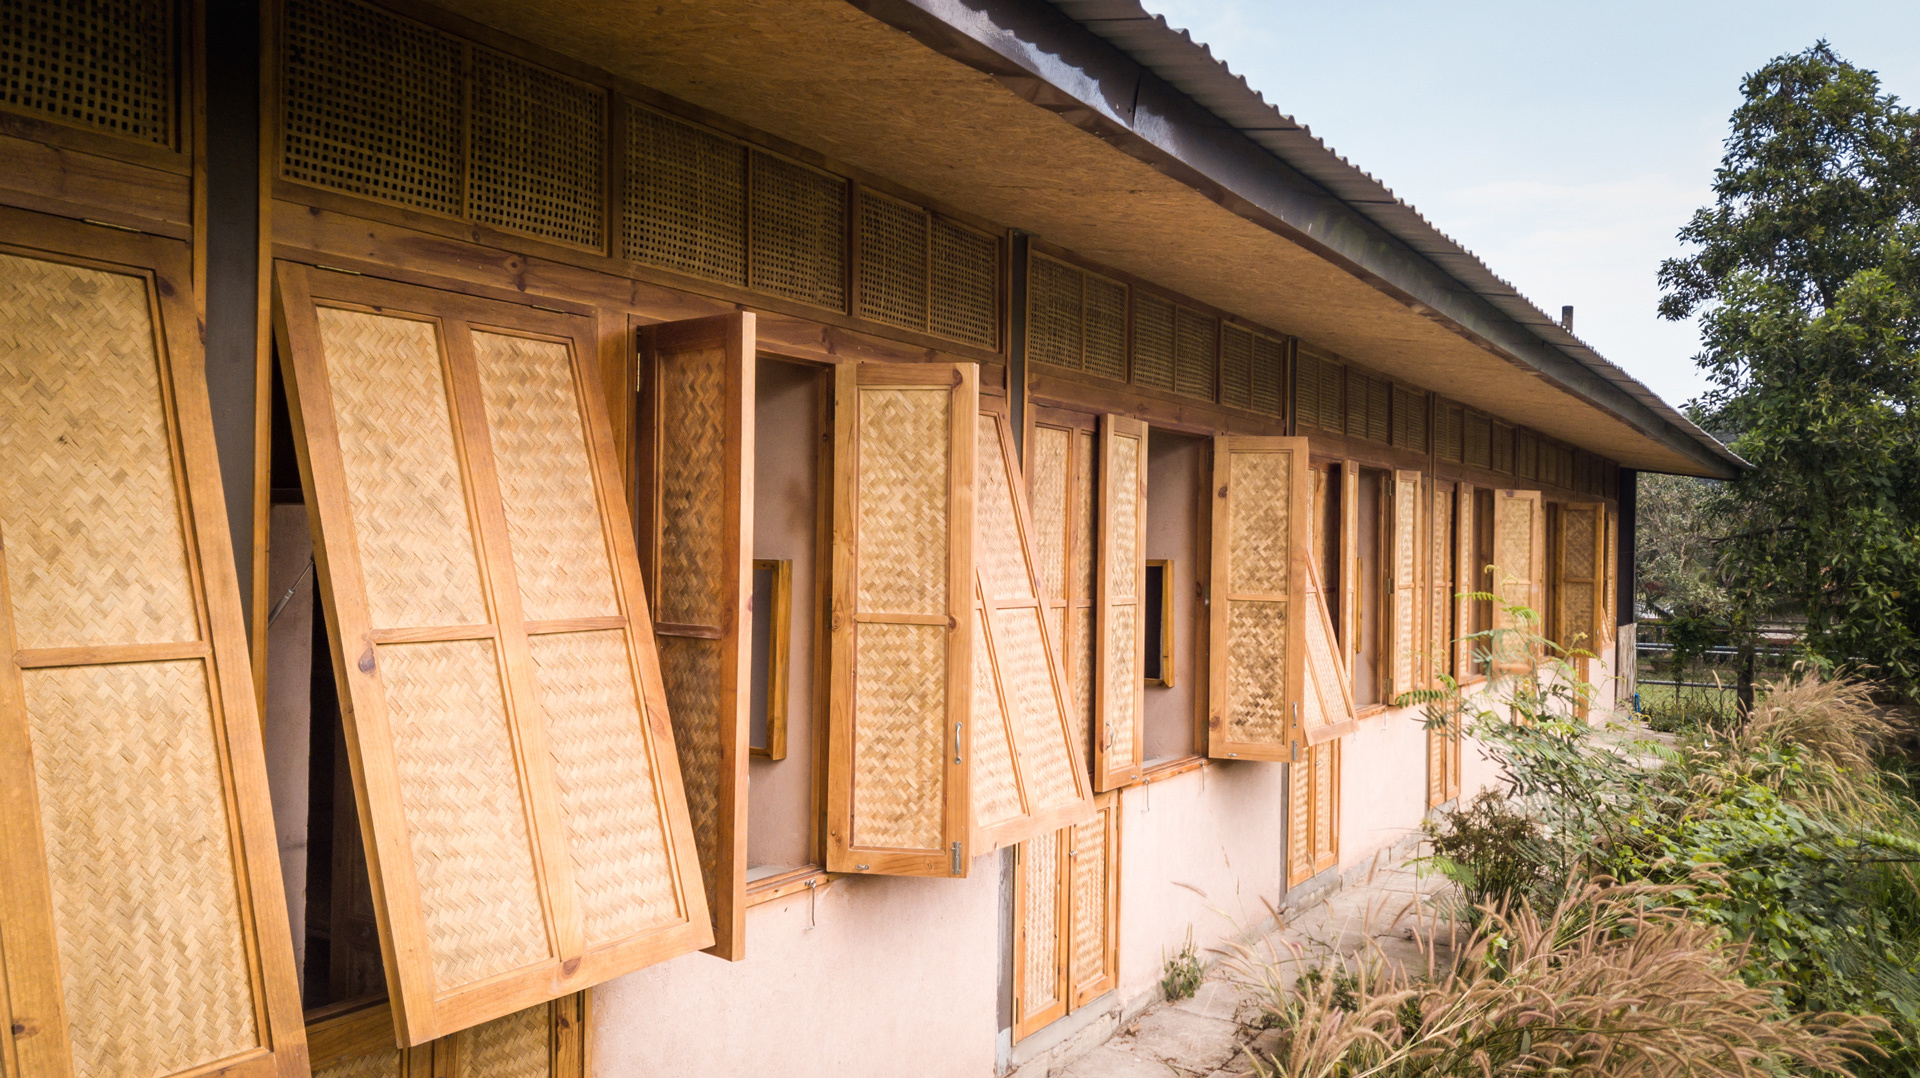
left=1355, top=704, right=1390, bottom=720
left=746, top=865, right=833, bottom=907
left=1139, top=754, right=1207, bottom=783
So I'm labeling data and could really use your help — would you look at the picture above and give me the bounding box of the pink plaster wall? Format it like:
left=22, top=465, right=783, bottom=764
left=589, top=862, right=1000, bottom=1077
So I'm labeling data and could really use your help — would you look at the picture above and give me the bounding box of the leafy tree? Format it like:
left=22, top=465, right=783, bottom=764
left=1659, top=42, right=1920, bottom=703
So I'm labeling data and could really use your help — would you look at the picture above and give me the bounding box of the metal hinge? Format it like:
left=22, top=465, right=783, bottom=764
left=951, top=841, right=964, bottom=876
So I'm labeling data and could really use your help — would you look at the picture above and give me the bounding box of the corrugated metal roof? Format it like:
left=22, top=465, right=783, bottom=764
left=1054, top=0, right=1742, bottom=472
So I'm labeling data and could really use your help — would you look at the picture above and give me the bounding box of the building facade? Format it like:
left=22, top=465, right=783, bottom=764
left=0, top=2, right=1739, bottom=1077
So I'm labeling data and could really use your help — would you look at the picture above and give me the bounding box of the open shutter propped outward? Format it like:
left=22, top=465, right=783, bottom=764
left=1490, top=489, right=1546, bottom=673
left=1023, top=410, right=1097, bottom=773
left=1207, top=436, right=1310, bottom=761
left=1300, top=552, right=1359, bottom=749
left=971, top=404, right=1096, bottom=852
left=1093, top=415, right=1148, bottom=790
left=636, top=314, right=754, bottom=960
left=274, top=263, right=711, bottom=1047
left=827, top=363, right=976, bottom=876
left=1454, top=484, right=1477, bottom=677
left=1387, top=470, right=1420, bottom=702
left=0, top=213, right=307, bottom=1078
left=1555, top=503, right=1603, bottom=659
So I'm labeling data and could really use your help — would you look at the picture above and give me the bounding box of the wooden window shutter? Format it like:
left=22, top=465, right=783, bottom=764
left=1338, top=462, right=1360, bottom=661
left=1454, top=484, right=1477, bottom=677
left=305, top=994, right=587, bottom=1078
left=1603, top=505, right=1619, bottom=646
left=635, top=314, right=754, bottom=961
left=1066, top=793, right=1120, bottom=1009
left=1429, top=480, right=1453, bottom=688
left=971, top=404, right=1097, bottom=852
left=1207, top=436, right=1310, bottom=761
left=1024, top=410, right=1098, bottom=780
left=1554, top=503, right=1602, bottom=656
left=1287, top=739, right=1342, bottom=889
left=1490, top=489, right=1546, bottom=672
left=1010, top=829, right=1069, bottom=1039
left=274, top=263, right=711, bottom=1046
left=1094, top=415, right=1148, bottom=790
left=827, top=362, right=975, bottom=876
left=1301, top=551, right=1359, bottom=748
left=0, top=215, right=306, bottom=1078
left=1387, top=470, right=1421, bottom=701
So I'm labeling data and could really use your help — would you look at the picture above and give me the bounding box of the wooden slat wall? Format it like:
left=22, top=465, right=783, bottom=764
left=0, top=216, right=307, bottom=1078
left=827, top=363, right=976, bottom=876
left=274, top=264, right=710, bottom=1044
left=1094, top=415, right=1148, bottom=790
left=636, top=313, right=755, bottom=960
left=1208, top=437, right=1310, bottom=761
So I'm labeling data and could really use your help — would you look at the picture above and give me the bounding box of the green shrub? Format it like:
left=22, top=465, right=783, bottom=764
left=1161, top=927, right=1203, bottom=1002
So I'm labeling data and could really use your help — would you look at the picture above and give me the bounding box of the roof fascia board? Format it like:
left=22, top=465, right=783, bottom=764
left=846, top=0, right=1738, bottom=478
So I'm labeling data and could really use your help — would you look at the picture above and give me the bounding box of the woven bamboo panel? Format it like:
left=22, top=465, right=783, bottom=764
left=976, top=416, right=1032, bottom=603
left=1431, top=489, right=1452, bottom=685
left=858, top=192, right=929, bottom=331
left=1303, top=586, right=1345, bottom=737
left=23, top=660, right=258, bottom=1078
left=623, top=107, right=747, bottom=284
left=0, top=253, right=196, bottom=648
left=656, top=632, right=723, bottom=919
left=1287, top=761, right=1310, bottom=887
left=1, top=0, right=173, bottom=143
left=1444, top=406, right=1465, bottom=462
left=1367, top=379, right=1391, bottom=444
left=971, top=611, right=1022, bottom=830
left=1227, top=450, right=1290, bottom=596
left=1029, top=426, right=1069, bottom=602
left=851, top=621, right=947, bottom=849
left=1083, top=274, right=1128, bottom=380
left=469, top=49, right=605, bottom=249
left=1227, top=601, right=1287, bottom=743
left=1315, top=357, right=1343, bottom=432
left=1252, top=335, right=1284, bottom=416
left=1493, top=425, right=1515, bottom=474
left=1130, top=292, right=1174, bottom=391
left=1073, top=431, right=1096, bottom=603
left=531, top=630, right=676, bottom=945
left=1564, top=507, right=1597, bottom=578
left=929, top=217, right=997, bottom=347
left=1021, top=830, right=1060, bottom=1011
left=282, top=0, right=464, bottom=215
left=1220, top=325, right=1253, bottom=409
left=1172, top=306, right=1216, bottom=401
left=1072, top=605, right=1095, bottom=765
left=1047, top=606, right=1066, bottom=675
left=999, top=607, right=1078, bottom=813
left=313, top=1045, right=402, bottom=1078
left=747, top=149, right=846, bottom=310
left=856, top=387, right=949, bottom=615
left=1344, top=371, right=1369, bottom=439
left=464, top=1001, right=551, bottom=1078
left=1103, top=601, right=1136, bottom=761
left=1069, top=812, right=1105, bottom=989
left=1465, top=413, right=1491, bottom=469
left=473, top=331, right=619, bottom=621
left=1393, top=477, right=1418, bottom=693
left=1562, top=583, right=1596, bottom=649
left=318, top=307, right=487, bottom=629
left=378, top=639, right=550, bottom=990
left=1516, top=431, right=1537, bottom=480
left=1495, top=499, right=1533, bottom=608
left=1313, top=741, right=1336, bottom=864
left=652, top=339, right=728, bottom=626
left=1294, top=352, right=1320, bottom=428
left=1027, top=254, right=1082, bottom=370
left=1106, top=434, right=1139, bottom=599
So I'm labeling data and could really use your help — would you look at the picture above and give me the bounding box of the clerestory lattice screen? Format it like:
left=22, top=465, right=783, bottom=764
left=859, top=190, right=998, bottom=348
left=0, top=0, right=175, bottom=145
left=1026, top=252, right=1123, bottom=377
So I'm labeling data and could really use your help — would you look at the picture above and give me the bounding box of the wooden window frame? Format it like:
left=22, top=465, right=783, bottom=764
left=1143, top=560, right=1175, bottom=688
left=749, top=558, right=792, bottom=760
left=1092, top=414, right=1148, bottom=791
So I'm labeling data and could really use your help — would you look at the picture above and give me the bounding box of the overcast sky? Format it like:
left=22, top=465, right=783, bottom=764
left=1143, top=1, right=1920, bottom=412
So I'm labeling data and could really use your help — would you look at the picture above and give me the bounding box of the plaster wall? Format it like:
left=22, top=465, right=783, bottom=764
left=589, top=861, right=1001, bottom=1077
left=1113, top=760, right=1286, bottom=1006
left=1143, top=431, right=1206, bottom=762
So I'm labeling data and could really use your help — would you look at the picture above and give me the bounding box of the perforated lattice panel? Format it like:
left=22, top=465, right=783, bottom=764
left=1172, top=306, right=1215, bottom=401
left=1517, top=431, right=1537, bottom=479
left=1, top=0, right=174, bottom=144
left=1083, top=273, right=1127, bottom=380
left=1294, top=352, right=1320, bottom=427
left=1130, top=292, right=1174, bottom=391
left=1027, top=254, right=1082, bottom=370
left=1316, top=358, right=1343, bottom=432
left=469, top=49, right=604, bottom=249
left=1367, top=377, right=1390, bottom=443
left=1220, top=325, right=1252, bottom=410
left=1465, top=413, right=1491, bottom=468
left=1393, top=386, right=1425, bottom=452
left=858, top=191, right=929, bottom=331
left=929, top=217, right=996, bottom=347
left=623, top=107, right=745, bottom=284
left=1344, top=371, right=1369, bottom=439
left=1445, top=406, right=1465, bottom=461
left=748, top=149, right=846, bottom=311
left=282, top=0, right=464, bottom=215
left=1492, top=424, right=1514, bottom=473
left=1252, top=335, right=1283, bottom=416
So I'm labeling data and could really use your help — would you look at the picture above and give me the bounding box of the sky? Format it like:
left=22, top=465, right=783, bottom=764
left=1143, top=1, right=1920, bottom=411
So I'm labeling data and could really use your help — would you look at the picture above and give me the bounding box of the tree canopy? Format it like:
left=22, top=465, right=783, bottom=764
left=1658, top=42, right=1920, bottom=695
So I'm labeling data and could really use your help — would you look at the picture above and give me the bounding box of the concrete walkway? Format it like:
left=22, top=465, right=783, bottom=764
left=1013, top=850, right=1454, bottom=1078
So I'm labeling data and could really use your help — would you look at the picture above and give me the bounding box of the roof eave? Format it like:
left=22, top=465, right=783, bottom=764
left=846, top=0, right=1744, bottom=478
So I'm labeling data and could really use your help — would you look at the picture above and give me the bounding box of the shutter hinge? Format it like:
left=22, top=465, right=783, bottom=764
left=951, top=841, right=964, bottom=876
left=1290, top=738, right=1301, bottom=763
